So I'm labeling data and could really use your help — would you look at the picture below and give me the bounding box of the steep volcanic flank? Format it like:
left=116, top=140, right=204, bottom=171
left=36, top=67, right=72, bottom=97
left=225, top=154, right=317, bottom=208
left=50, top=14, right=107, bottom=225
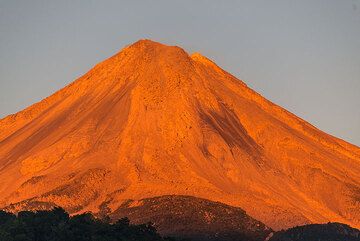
left=0, top=40, right=359, bottom=230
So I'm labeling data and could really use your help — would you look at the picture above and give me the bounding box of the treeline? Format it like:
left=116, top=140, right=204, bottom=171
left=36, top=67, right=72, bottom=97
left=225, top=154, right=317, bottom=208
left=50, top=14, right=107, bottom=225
left=2, top=207, right=358, bottom=241
left=0, top=207, right=177, bottom=241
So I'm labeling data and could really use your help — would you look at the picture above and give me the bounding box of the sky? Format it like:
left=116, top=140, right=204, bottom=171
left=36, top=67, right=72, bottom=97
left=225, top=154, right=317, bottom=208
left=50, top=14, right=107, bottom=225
left=0, top=0, right=359, bottom=146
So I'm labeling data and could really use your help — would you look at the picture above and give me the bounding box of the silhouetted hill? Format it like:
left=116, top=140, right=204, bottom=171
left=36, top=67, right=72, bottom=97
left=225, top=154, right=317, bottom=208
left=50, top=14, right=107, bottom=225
left=110, top=195, right=272, bottom=241
left=269, top=222, right=360, bottom=241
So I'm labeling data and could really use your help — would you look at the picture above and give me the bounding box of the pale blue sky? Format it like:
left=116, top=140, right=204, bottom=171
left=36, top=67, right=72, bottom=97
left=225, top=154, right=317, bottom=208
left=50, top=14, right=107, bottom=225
left=0, top=0, right=359, bottom=146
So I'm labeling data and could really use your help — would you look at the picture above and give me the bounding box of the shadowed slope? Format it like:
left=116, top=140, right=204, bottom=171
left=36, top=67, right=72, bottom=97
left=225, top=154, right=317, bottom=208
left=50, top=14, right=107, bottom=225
left=0, top=39, right=359, bottom=230
left=110, top=195, right=272, bottom=241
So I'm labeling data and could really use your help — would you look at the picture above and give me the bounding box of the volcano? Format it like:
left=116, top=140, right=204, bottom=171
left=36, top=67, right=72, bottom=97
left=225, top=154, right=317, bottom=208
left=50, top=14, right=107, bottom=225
left=0, top=40, right=359, bottom=231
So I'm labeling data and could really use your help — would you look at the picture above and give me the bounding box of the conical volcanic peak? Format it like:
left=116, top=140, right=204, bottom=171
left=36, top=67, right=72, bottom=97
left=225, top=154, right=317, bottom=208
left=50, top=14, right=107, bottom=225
left=0, top=39, right=359, bottom=232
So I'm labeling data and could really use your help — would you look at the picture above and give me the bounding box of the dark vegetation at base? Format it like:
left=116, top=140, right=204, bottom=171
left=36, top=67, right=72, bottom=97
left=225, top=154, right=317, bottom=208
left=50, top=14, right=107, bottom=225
left=1, top=206, right=360, bottom=241
left=269, top=222, right=360, bottom=241
left=0, top=207, right=180, bottom=241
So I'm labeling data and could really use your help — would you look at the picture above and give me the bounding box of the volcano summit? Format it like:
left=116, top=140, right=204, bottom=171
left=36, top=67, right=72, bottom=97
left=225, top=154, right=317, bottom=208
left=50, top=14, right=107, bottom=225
left=0, top=40, right=359, bottom=232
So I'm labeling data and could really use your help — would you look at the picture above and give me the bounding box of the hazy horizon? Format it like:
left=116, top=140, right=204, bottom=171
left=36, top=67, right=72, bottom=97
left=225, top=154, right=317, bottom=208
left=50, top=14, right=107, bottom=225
left=0, top=0, right=359, bottom=146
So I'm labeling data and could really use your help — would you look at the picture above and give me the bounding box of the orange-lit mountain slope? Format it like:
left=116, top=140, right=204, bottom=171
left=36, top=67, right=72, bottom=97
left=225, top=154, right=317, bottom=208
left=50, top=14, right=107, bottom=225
left=0, top=40, right=359, bottom=230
